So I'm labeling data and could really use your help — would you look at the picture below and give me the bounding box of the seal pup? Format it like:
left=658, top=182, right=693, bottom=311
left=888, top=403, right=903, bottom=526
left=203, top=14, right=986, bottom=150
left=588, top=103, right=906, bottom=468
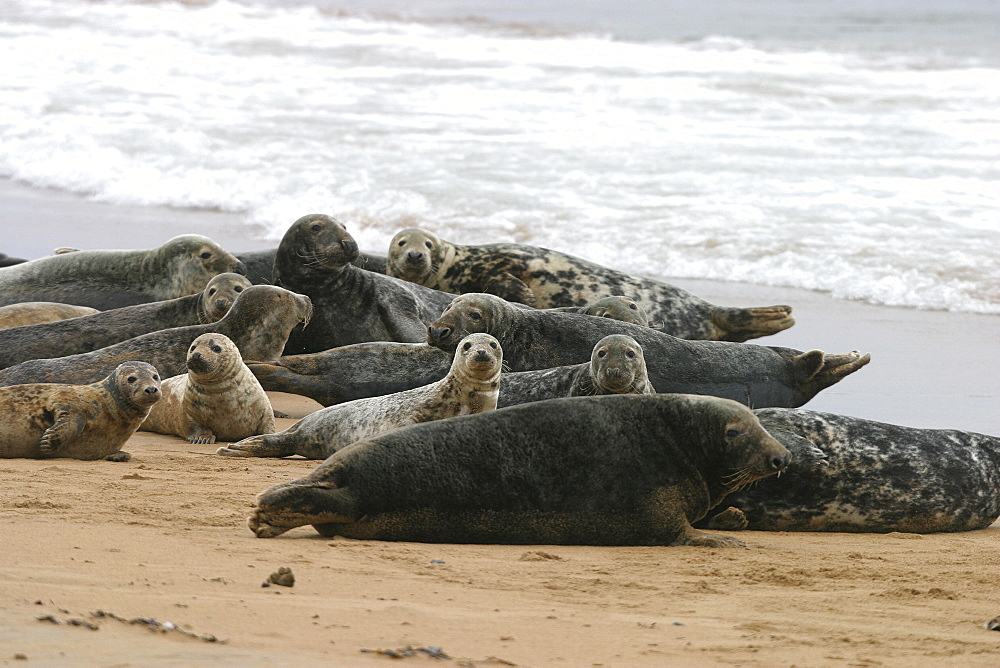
left=140, top=333, right=275, bottom=444
left=427, top=293, right=869, bottom=409
left=272, top=214, right=459, bottom=354
left=0, top=235, right=246, bottom=309
left=248, top=342, right=453, bottom=407
left=236, top=247, right=388, bottom=285
left=0, top=273, right=252, bottom=369
left=219, top=333, right=502, bottom=459
left=701, top=408, right=1000, bottom=533
left=248, top=393, right=790, bottom=544
left=550, top=295, right=652, bottom=327
left=499, top=334, right=655, bottom=408
left=0, top=285, right=313, bottom=387
left=0, top=302, right=99, bottom=329
left=0, top=361, right=161, bottom=461
left=386, top=227, right=793, bottom=342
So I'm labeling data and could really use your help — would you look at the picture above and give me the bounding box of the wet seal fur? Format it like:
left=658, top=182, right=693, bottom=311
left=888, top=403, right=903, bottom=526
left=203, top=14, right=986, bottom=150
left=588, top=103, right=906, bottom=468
left=236, top=247, right=387, bottom=285
left=386, top=227, right=794, bottom=342
left=0, top=302, right=99, bottom=329
left=0, top=235, right=246, bottom=309
left=273, top=214, right=458, bottom=355
left=702, top=408, right=1000, bottom=533
left=220, top=333, right=502, bottom=459
left=248, top=393, right=790, bottom=545
left=0, top=361, right=161, bottom=461
left=140, top=333, right=274, bottom=444
left=549, top=296, right=652, bottom=328
left=427, top=293, right=870, bottom=409
left=0, top=273, right=252, bottom=370
left=0, top=285, right=313, bottom=387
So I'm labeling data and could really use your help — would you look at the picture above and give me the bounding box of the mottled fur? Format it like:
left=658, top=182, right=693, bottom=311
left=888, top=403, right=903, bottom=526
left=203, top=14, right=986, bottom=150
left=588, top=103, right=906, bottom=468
left=0, top=302, right=99, bottom=329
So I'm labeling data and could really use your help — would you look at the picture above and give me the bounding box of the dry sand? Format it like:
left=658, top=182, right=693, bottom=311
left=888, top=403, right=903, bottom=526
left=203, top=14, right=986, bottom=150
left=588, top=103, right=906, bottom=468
left=2, top=180, right=999, bottom=666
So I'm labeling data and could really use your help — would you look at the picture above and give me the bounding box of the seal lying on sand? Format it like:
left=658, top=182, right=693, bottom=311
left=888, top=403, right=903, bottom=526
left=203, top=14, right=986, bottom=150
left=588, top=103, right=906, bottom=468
left=236, top=247, right=388, bottom=285
left=386, top=227, right=793, bottom=342
left=0, top=302, right=99, bottom=329
left=0, top=273, right=252, bottom=369
left=273, top=214, right=458, bottom=354
left=427, top=293, right=869, bottom=409
left=0, top=361, right=161, bottom=461
left=0, top=235, right=246, bottom=309
left=0, top=285, right=313, bottom=387
left=248, top=393, right=790, bottom=545
left=219, top=333, right=502, bottom=459
left=702, top=408, right=1000, bottom=533
left=141, top=333, right=275, bottom=444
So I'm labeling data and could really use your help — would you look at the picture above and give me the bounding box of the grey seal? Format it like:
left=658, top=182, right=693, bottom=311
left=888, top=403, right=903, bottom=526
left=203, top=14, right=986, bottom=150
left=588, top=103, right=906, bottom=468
left=0, top=302, right=99, bottom=329
left=236, top=247, right=387, bottom=285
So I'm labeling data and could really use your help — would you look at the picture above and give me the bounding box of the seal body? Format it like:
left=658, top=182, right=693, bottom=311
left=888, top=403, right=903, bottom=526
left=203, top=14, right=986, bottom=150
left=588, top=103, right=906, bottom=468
left=0, top=302, right=99, bottom=329
left=427, top=293, right=870, bottom=409
left=0, top=273, right=251, bottom=369
left=248, top=393, right=790, bottom=545
left=273, top=214, right=458, bottom=354
left=499, top=334, right=655, bottom=408
left=387, top=228, right=794, bottom=342
left=0, top=361, right=161, bottom=461
left=220, top=333, right=502, bottom=459
left=0, top=235, right=246, bottom=309
left=704, top=409, right=1000, bottom=533
left=0, top=285, right=313, bottom=387
left=141, top=333, right=275, bottom=444
left=236, top=247, right=387, bottom=285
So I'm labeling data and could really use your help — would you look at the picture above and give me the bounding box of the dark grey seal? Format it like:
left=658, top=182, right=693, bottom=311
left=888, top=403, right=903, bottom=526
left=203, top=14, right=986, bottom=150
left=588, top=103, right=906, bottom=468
left=236, top=247, right=387, bottom=285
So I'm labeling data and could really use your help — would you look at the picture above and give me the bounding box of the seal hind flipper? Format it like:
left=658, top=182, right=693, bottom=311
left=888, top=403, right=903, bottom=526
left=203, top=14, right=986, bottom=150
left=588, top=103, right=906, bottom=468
left=217, top=434, right=298, bottom=458
left=711, top=305, right=795, bottom=343
left=250, top=477, right=359, bottom=538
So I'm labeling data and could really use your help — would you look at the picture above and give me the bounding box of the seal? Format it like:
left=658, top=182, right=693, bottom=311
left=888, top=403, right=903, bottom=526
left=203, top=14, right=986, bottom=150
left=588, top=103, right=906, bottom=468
left=550, top=296, right=652, bottom=327
left=700, top=408, right=1000, bottom=533
left=427, top=293, right=870, bottom=409
left=0, top=361, right=161, bottom=461
left=0, top=273, right=252, bottom=370
left=386, top=227, right=794, bottom=342
left=140, top=333, right=275, bottom=444
left=219, top=333, right=502, bottom=459
left=236, top=247, right=388, bottom=285
left=247, top=393, right=791, bottom=545
left=272, top=214, right=459, bottom=354
left=498, top=334, right=654, bottom=408
left=248, top=342, right=453, bottom=407
left=0, top=285, right=313, bottom=387
left=0, top=302, right=99, bottom=329
left=0, top=235, right=246, bottom=309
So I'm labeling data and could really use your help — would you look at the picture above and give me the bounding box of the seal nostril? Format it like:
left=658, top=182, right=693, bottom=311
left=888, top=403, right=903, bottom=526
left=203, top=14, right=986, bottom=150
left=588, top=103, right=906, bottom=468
left=407, top=250, right=423, bottom=261
left=770, top=454, right=788, bottom=471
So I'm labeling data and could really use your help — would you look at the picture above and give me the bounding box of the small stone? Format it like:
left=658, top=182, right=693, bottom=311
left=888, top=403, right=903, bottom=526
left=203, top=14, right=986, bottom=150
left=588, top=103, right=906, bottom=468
left=14, top=653, right=28, bottom=661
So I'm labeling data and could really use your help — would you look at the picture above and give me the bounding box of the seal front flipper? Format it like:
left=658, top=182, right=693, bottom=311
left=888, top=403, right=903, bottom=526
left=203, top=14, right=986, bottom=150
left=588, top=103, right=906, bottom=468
left=38, top=406, right=84, bottom=454
left=704, top=507, right=750, bottom=531
left=710, top=305, right=795, bottom=343
left=105, top=451, right=132, bottom=462
left=186, top=425, right=217, bottom=445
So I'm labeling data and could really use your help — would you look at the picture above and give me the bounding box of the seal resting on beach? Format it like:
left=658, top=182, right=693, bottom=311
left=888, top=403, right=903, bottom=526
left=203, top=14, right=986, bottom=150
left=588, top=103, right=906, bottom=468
left=248, top=393, right=790, bottom=545
left=386, top=227, right=793, bottom=342
left=0, top=273, right=252, bottom=369
left=272, top=214, right=458, bottom=354
left=0, top=285, right=313, bottom=387
left=219, top=333, right=502, bottom=459
left=427, top=293, right=869, bottom=409
left=0, top=361, right=161, bottom=461
left=236, top=247, right=387, bottom=285
left=140, top=333, right=275, bottom=444
left=0, top=302, right=99, bottom=329
left=0, top=235, right=246, bottom=309
left=550, top=295, right=652, bottom=327
left=702, top=409, right=1000, bottom=533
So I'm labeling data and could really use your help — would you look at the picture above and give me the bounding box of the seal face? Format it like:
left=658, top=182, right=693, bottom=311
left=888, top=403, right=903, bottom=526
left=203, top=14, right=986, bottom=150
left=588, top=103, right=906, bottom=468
left=387, top=227, right=794, bottom=341
left=219, top=333, right=503, bottom=459
left=0, top=361, right=161, bottom=461
left=273, top=214, right=457, bottom=354
left=702, top=408, right=1000, bottom=533
left=551, top=296, right=652, bottom=328
left=196, top=272, right=253, bottom=322
left=0, top=302, right=99, bottom=329
left=140, top=333, right=275, bottom=444
left=247, top=393, right=790, bottom=545
left=426, top=293, right=870, bottom=409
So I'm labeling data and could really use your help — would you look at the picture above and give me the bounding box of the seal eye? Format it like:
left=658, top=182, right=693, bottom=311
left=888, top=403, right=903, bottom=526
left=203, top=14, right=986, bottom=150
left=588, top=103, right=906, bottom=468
left=462, top=342, right=472, bottom=351
left=190, top=344, right=197, bottom=352
left=200, top=252, right=212, bottom=260
left=625, top=350, right=636, bottom=358
left=212, top=345, right=222, bottom=353
left=234, top=285, right=244, bottom=292
left=602, top=313, right=612, bottom=318
left=208, top=288, right=217, bottom=296
left=489, top=342, right=498, bottom=349
left=127, top=376, right=137, bottom=384
left=726, top=429, right=741, bottom=440
left=397, top=240, right=406, bottom=247
left=310, top=224, right=323, bottom=233
left=425, top=241, right=432, bottom=249
left=597, top=350, right=607, bottom=358
left=153, top=375, right=160, bottom=381
left=629, top=303, right=637, bottom=310
left=469, top=312, right=481, bottom=321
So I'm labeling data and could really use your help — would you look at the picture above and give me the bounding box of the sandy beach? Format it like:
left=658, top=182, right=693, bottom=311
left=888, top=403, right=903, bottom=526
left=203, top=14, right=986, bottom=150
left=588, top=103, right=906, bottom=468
left=1, top=180, right=999, bottom=666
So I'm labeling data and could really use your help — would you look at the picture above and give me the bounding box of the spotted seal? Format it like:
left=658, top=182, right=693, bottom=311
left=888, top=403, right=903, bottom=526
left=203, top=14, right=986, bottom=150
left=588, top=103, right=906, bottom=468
left=0, top=235, right=246, bottom=309
left=701, top=408, right=1000, bottom=533
left=550, top=296, right=652, bottom=328
left=386, top=227, right=793, bottom=342
left=0, top=302, right=100, bottom=329
left=273, top=214, right=457, bottom=354
left=427, top=293, right=869, bottom=409
left=236, top=247, right=388, bottom=285
left=140, top=333, right=275, bottom=444
left=0, top=361, right=161, bottom=461
left=0, top=285, right=313, bottom=387
left=219, top=333, right=502, bottom=459
left=0, top=273, right=252, bottom=370
left=248, top=393, right=790, bottom=545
